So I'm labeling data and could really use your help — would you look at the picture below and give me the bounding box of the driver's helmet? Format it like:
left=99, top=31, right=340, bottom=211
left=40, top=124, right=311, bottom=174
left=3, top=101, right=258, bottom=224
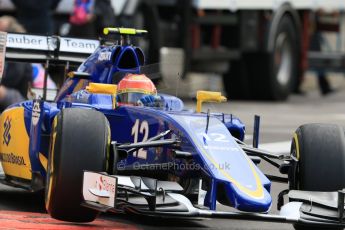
left=117, top=74, right=157, bottom=105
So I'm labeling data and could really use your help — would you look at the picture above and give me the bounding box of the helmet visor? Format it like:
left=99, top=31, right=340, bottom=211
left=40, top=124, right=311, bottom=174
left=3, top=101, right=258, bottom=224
left=117, top=92, right=147, bottom=105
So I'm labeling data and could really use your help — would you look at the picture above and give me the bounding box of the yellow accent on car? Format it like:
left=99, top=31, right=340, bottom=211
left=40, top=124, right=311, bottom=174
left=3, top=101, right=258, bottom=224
left=39, top=153, right=48, bottom=171
left=119, top=28, right=136, bottom=35
left=103, top=27, right=110, bottom=35
left=86, top=83, right=117, bottom=95
left=67, top=71, right=90, bottom=79
left=194, top=136, right=264, bottom=199
left=103, top=27, right=148, bottom=36
left=196, top=91, right=227, bottom=113
left=105, top=123, right=111, bottom=172
left=72, top=79, right=88, bottom=94
left=293, top=133, right=300, bottom=160
left=46, top=117, right=57, bottom=211
left=0, top=107, right=32, bottom=180
left=86, top=83, right=117, bottom=109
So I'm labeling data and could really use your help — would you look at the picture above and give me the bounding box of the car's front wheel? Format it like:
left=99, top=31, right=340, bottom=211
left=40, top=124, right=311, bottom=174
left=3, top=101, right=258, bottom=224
left=45, top=108, right=110, bottom=222
left=289, top=123, right=345, bottom=230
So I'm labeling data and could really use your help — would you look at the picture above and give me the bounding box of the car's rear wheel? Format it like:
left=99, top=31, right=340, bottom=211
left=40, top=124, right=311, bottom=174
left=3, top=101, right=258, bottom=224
left=289, top=123, right=345, bottom=230
left=45, top=108, right=110, bottom=222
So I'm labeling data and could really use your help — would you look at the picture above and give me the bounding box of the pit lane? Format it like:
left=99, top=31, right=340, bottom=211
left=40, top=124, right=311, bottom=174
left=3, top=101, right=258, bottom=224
left=0, top=73, right=345, bottom=229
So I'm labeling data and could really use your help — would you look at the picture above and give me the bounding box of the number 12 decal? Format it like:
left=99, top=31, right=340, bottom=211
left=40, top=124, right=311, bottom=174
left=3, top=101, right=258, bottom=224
left=131, top=119, right=149, bottom=159
left=200, top=133, right=229, bottom=142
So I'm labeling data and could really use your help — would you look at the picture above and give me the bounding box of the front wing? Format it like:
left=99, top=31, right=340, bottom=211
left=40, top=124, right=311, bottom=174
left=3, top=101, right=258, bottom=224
left=82, top=171, right=345, bottom=228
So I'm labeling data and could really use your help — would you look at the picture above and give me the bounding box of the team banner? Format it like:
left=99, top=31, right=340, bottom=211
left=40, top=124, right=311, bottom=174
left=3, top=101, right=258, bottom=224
left=4, top=33, right=100, bottom=64
left=60, top=37, right=99, bottom=54
left=6, top=34, right=53, bottom=51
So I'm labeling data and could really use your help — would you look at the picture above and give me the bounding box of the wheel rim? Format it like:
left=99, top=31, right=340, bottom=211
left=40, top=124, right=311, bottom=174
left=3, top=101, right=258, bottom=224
left=274, top=33, right=292, bottom=86
left=290, top=148, right=300, bottom=190
left=289, top=137, right=300, bottom=190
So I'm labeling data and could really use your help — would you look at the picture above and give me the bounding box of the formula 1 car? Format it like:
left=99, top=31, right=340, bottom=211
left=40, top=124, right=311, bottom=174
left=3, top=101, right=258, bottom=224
left=1, top=28, right=345, bottom=230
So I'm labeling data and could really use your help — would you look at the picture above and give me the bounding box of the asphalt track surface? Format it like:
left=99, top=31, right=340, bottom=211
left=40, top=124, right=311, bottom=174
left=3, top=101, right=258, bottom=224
left=1, top=74, right=345, bottom=229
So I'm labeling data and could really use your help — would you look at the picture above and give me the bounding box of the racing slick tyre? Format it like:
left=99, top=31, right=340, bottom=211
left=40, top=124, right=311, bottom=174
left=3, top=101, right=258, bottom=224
left=289, top=123, right=345, bottom=230
left=45, top=108, right=110, bottom=222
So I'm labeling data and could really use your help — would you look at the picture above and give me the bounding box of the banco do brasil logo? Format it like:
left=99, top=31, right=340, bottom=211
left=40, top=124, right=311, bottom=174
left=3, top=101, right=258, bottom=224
left=3, top=116, right=11, bottom=146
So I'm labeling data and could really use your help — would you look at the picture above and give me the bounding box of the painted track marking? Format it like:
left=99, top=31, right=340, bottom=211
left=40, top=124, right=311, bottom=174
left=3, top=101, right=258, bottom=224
left=0, top=211, right=138, bottom=230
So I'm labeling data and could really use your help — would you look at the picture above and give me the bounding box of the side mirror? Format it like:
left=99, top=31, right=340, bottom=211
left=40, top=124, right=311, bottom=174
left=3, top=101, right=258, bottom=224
left=196, top=91, right=227, bottom=113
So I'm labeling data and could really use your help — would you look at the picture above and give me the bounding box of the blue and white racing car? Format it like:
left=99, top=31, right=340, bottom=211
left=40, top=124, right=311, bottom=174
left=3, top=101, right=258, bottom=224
left=0, top=28, right=345, bottom=230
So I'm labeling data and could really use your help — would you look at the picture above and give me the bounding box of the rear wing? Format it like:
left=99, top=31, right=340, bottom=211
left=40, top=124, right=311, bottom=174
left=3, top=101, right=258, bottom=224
left=0, top=31, right=100, bottom=99
left=0, top=32, right=99, bottom=76
left=3, top=32, right=99, bottom=63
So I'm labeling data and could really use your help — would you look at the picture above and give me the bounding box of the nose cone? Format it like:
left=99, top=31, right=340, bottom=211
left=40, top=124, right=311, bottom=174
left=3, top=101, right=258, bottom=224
left=221, top=181, right=272, bottom=213
left=170, top=114, right=273, bottom=212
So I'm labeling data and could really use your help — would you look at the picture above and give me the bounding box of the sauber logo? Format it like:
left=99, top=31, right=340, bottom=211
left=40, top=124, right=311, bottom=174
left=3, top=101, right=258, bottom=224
left=98, top=52, right=112, bottom=61
left=3, top=116, right=11, bottom=146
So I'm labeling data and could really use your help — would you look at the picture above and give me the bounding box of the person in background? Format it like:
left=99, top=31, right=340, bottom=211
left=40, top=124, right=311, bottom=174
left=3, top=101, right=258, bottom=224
left=32, top=63, right=57, bottom=90
left=68, top=0, right=115, bottom=38
left=0, top=16, right=57, bottom=111
left=310, top=34, right=333, bottom=95
left=0, top=16, right=32, bottom=112
left=310, top=11, right=334, bottom=96
left=0, top=86, right=25, bottom=112
left=69, top=0, right=96, bottom=38
left=11, top=0, right=61, bottom=34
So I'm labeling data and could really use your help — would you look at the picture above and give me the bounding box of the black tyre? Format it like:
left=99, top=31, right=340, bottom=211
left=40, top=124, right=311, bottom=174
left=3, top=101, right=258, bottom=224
left=258, top=14, right=299, bottom=100
left=290, top=123, right=345, bottom=230
left=223, top=15, right=300, bottom=100
left=222, top=60, right=251, bottom=100
left=45, top=108, right=110, bottom=222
